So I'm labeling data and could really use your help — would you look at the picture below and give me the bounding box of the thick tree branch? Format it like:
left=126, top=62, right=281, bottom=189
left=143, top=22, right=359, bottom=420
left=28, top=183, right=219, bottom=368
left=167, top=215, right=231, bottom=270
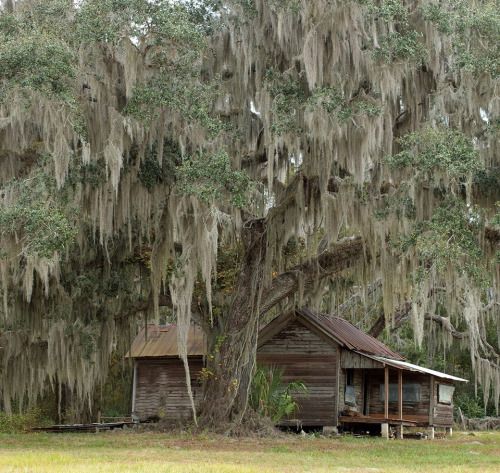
left=368, top=303, right=470, bottom=340
left=368, top=302, right=412, bottom=338
left=259, top=236, right=363, bottom=316
left=424, top=313, right=467, bottom=339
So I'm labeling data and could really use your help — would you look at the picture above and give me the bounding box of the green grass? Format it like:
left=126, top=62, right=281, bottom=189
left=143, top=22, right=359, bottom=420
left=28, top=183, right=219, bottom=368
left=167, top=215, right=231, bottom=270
left=0, top=431, right=498, bottom=472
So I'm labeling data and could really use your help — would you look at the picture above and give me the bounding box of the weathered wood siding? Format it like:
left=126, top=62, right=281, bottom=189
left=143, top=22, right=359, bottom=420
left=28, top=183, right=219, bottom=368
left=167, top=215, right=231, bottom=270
left=366, top=371, right=431, bottom=418
left=257, top=319, right=338, bottom=426
left=338, top=368, right=365, bottom=413
left=134, top=357, right=203, bottom=422
left=338, top=351, right=383, bottom=414
left=432, top=380, right=454, bottom=427
left=340, top=350, right=382, bottom=369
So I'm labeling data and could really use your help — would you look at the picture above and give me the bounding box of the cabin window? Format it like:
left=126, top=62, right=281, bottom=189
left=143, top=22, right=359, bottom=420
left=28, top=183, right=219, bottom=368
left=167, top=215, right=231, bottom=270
left=346, top=369, right=354, bottom=386
left=438, top=384, right=455, bottom=404
left=380, top=383, right=421, bottom=402
left=345, top=369, right=356, bottom=406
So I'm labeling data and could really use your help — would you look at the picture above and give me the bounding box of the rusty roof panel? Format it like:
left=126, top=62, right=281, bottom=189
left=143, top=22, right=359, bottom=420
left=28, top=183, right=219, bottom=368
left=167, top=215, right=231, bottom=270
left=296, top=308, right=405, bottom=360
left=126, top=324, right=206, bottom=358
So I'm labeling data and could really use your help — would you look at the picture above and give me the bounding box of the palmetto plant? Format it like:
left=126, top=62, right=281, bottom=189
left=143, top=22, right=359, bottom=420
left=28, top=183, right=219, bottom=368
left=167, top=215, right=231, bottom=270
left=249, top=365, right=307, bottom=423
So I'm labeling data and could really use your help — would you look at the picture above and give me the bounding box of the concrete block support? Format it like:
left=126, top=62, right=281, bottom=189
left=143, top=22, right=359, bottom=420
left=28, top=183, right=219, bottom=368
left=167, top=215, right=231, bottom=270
left=428, top=426, right=435, bottom=440
left=322, top=426, right=338, bottom=435
left=381, top=423, right=390, bottom=439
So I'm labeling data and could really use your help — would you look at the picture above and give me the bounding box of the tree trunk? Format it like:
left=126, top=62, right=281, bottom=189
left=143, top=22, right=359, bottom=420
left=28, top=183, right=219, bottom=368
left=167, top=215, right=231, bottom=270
left=198, top=219, right=266, bottom=429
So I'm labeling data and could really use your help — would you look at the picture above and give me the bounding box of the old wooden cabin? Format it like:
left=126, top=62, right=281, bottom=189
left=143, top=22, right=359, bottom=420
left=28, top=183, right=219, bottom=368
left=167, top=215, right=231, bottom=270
left=127, top=308, right=466, bottom=437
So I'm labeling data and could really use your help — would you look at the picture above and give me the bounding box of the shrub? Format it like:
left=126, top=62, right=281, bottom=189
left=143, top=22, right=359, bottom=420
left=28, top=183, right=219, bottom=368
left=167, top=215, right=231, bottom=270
left=0, top=408, right=51, bottom=433
left=249, top=365, right=307, bottom=423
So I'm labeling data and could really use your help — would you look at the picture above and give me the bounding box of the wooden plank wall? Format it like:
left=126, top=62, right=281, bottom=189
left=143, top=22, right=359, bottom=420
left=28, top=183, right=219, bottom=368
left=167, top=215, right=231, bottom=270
left=134, top=357, right=203, bottom=422
left=257, top=319, right=338, bottom=427
left=432, top=380, right=454, bottom=427
left=366, top=371, right=431, bottom=418
left=338, top=367, right=364, bottom=413
left=340, top=351, right=382, bottom=369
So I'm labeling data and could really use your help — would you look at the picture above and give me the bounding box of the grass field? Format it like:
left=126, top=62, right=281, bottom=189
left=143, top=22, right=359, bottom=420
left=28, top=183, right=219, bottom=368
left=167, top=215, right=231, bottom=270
left=0, top=430, right=498, bottom=472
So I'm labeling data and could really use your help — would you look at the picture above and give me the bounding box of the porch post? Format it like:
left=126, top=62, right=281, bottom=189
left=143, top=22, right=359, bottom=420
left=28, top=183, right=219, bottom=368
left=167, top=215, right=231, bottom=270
left=384, top=365, right=389, bottom=420
left=428, top=375, right=435, bottom=426
left=398, top=369, right=403, bottom=421
left=397, top=369, right=403, bottom=439
left=131, top=360, right=137, bottom=419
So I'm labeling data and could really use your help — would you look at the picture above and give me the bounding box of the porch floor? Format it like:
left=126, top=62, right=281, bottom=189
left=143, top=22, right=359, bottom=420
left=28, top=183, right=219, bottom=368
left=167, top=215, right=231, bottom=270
left=339, top=414, right=429, bottom=427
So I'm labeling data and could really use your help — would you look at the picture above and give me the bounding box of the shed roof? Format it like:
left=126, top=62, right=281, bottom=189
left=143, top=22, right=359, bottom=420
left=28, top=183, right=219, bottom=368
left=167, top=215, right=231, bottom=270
left=367, top=356, right=468, bottom=382
left=126, top=324, right=205, bottom=358
left=295, top=308, right=405, bottom=361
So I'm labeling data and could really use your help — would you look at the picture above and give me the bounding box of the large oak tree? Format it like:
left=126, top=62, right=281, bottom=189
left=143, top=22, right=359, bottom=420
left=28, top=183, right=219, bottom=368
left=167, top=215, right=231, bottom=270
left=0, top=0, right=498, bottom=426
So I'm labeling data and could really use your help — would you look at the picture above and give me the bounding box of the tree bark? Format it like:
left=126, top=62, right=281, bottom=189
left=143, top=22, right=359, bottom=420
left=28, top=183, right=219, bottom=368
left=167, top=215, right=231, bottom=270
left=198, top=218, right=267, bottom=429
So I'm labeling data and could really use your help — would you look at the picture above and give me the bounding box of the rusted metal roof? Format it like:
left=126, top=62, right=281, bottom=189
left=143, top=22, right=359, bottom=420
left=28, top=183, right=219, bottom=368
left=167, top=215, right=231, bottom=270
left=126, top=324, right=206, bottom=358
left=128, top=309, right=403, bottom=360
left=296, top=308, right=405, bottom=360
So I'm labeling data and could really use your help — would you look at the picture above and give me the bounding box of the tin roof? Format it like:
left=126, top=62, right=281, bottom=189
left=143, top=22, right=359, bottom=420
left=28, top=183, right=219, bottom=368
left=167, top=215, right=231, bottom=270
left=296, top=308, right=405, bottom=360
left=368, top=356, right=468, bottom=382
left=126, top=324, right=206, bottom=358
left=129, top=310, right=405, bottom=360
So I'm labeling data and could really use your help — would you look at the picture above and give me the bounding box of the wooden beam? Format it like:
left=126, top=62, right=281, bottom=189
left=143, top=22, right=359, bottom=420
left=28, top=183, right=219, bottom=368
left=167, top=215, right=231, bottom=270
left=384, top=366, right=389, bottom=420
left=398, top=369, right=403, bottom=421
left=429, top=375, right=435, bottom=426
left=131, top=360, right=137, bottom=417
left=335, top=347, right=341, bottom=427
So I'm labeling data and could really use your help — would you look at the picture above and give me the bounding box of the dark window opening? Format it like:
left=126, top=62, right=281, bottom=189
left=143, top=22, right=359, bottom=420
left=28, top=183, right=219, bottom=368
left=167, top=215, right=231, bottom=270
left=346, top=369, right=354, bottom=386
left=345, top=369, right=356, bottom=406
left=380, top=383, right=421, bottom=402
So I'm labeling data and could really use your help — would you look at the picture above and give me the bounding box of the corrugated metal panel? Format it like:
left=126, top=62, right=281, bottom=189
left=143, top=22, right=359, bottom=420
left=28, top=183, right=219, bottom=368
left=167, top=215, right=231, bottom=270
left=369, top=356, right=468, bottom=382
left=126, top=324, right=206, bottom=358
left=296, top=308, right=405, bottom=360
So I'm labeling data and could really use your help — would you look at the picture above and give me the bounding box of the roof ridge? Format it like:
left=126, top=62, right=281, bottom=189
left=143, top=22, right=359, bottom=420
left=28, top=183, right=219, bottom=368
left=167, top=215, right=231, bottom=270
left=295, top=307, right=405, bottom=360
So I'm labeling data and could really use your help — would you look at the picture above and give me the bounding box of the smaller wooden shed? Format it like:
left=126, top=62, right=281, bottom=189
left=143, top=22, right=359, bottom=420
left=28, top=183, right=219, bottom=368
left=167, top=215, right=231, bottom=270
left=127, top=324, right=205, bottom=423
left=127, top=309, right=467, bottom=437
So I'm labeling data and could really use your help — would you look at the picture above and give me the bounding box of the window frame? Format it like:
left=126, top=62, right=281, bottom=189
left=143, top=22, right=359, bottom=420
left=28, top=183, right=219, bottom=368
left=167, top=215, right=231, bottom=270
left=379, top=383, right=421, bottom=403
left=437, top=384, right=455, bottom=405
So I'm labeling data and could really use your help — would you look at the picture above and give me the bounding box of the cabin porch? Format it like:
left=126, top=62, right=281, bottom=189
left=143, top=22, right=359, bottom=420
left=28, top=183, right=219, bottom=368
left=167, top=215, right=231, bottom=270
left=338, top=361, right=456, bottom=438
